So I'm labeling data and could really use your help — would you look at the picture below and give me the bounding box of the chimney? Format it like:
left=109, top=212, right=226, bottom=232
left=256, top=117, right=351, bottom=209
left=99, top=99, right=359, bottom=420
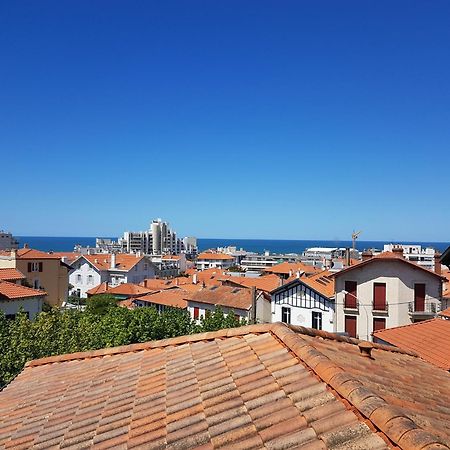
left=193, top=273, right=198, bottom=285
left=105, top=282, right=108, bottom=291
left=358, top=342, right=374, bottom=359
left=296, top=270, right=301, bottom=279
left=345, top=248, right=351, bottom=267
left=251, top=286, right=257, bottom=324
left=434, top=251, right=441, bottom=275
left=110, top=253, right=116, bottom=269
left=23, top=243, right=29, bottom=249
left=362, top=250, right=372, bottom=262
left=392, top=245, right=404, bottom=258
left=289, top=270, right=293, bottom=277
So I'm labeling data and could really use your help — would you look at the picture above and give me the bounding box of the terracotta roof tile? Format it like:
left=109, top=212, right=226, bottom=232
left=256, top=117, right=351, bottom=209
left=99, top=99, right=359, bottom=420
left=76, top=254, right=145, bottom=272
left=189, top=285, right=253, bottom=310
left=0, top=248, right=62, bottom=260
left=440, top=307, right=450, bottom=319
left=223, top=274, right=282, bottom=293
left=265, top=262, right=321, bottom=275
left=0, top=268, right=26, bottom=282
left=135, top=290, right=190, bottom=309
left=197, top=252, right=235, bottom=260
left=0, top=324, right=449, bottom=449
left=86, top=282, right=151, bottom=297
left=0, top=280, right=47, bottom=300
left=373, top=318, right=450, bottom=370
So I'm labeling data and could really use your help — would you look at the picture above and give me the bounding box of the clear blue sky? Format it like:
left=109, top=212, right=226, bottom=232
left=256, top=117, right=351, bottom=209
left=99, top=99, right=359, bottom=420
left=1, top=1, right=449, bottom=241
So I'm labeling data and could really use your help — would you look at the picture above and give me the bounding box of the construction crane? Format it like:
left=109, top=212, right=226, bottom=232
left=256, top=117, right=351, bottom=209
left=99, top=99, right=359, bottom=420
left=352, top=230, right=362, bottom=252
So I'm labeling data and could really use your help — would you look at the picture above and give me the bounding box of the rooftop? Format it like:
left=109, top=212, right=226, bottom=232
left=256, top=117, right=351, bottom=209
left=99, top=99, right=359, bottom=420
left=197, top=252, right=235, bottom=260
left=0, top=248, right=63, bottom=260
left=0, top=268, right=26, bottom=282
left=189, top=285, right=254, bottom=310
left=265, top=262, right=321, bottom=276
left=373, top=318, right=450, bottom=371
left=135, top=290, right=190, bottom=309
left=223, top=273, right=282, bottom=293
left=0, top=323, right=449, bottom=449
left=77, top=254, right=145, bottom=272
left=86, top=282, right=152, bottom=297
left=0, top=280, right=47, bottom=300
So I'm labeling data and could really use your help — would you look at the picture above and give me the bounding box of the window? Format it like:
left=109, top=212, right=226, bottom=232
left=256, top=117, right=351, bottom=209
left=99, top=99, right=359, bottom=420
left=33, top=279, right=40, bottom=289
left=373, top=283, right=387, bottom=311
left=5, top=314, right=15, bottom=320
left=312, top=311, right=322, bottom=330
left=373, top=318, right=386, bottom=332
left=414, top=283, right=425, bottom=312
left=281, top=307, right=291, bottom=324
left=88, top=275, right=93, bottom=285
left=345, top=315, right=357, bottom=338
left=77, top=274, right=82, bottom=283
left=193, top=307, right=200, bottom=319
left=344, top=281, right=357, bottom=308
left=28, top=262, right=41, bottom=272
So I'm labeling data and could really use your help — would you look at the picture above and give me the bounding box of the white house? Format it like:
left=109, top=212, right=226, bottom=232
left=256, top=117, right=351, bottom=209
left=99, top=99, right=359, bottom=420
left=196, top=252, right=235, bottom=271
left=333, top=248, right=444, bottom=341
left=69, top=253, right=156, bottom=298
left=270, top=271, right=335, bottom=332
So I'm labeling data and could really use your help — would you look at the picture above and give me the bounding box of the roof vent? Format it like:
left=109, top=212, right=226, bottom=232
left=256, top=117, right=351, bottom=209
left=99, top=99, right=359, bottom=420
left=358, top=342, right=374, bottom=359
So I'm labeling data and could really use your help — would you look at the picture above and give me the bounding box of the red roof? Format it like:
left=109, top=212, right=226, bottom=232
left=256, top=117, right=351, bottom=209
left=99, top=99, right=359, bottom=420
left=86, top=283, right=152, bottom=297
left=334, top=252, right=446, bottom=280
left=374, top=318, right=450, bottom=370
left=265, top=262, right=321, bottom=275
left=76, top=254, right=145, bottom=272
left=0, top=281, right=46, bottom=300
left=0, top=268, right=26, bottom=282
left=0, top=248, right=62, bottom=260
left=137, top=290, right=190, bottom=309
left=440, top=307, right=450, bottom=319
left=189, top=285, right=253, bottom=310
left=197, top=252, right=234, bottom=260
left=222, top=274, right=281, bottom=293
left=1, top=323, right=449, bottom=448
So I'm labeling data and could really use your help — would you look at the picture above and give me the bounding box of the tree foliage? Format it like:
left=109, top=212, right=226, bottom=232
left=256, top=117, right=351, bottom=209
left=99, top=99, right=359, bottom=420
left=0, top=296, right=246, bottom=388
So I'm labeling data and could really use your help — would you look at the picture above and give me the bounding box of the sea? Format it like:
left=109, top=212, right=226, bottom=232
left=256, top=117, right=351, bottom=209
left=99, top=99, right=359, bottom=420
left=15, top=236, right=450, bottom=254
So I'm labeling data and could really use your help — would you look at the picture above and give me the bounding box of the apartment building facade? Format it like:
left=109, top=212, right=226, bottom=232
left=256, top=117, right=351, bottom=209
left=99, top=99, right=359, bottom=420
left=196, top=252, right=236, bottom=271
left=334, top=249, right=444, bottom=341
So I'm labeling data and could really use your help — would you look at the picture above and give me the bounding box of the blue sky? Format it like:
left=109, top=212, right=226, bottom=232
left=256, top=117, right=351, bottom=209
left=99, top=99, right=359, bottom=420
left=1, top=1, right=449, bottom=241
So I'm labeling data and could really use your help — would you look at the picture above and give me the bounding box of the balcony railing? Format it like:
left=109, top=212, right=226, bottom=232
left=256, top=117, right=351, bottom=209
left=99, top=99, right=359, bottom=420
left=343, top=299, right=359, bottom=311
left=372, top=301, right=389, bottom=312
left=408, top=301, right=437, bottom=315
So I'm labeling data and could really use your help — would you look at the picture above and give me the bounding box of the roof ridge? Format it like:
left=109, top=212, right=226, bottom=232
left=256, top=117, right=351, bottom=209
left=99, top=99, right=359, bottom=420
left=270, top=324, right=449, bottom=450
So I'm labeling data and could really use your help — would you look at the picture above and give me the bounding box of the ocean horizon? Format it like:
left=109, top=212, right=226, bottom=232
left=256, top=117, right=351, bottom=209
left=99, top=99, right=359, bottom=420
left=15, top=236, right=450, bottom=254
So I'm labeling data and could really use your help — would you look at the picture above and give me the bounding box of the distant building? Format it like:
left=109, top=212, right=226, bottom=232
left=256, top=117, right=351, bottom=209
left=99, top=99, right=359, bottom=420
left=69, top=253, right=156, bottom=298
left=196, top=252, right=235, bottom=271
left=240, top=251, right=299, bottom=272
left=383, top=244, right=436, bottom=271
left=0, top=231, right=18, bottom=251
left=334, top=247, right=445, bottom=341
left=0, top=248, right=70, bottom=307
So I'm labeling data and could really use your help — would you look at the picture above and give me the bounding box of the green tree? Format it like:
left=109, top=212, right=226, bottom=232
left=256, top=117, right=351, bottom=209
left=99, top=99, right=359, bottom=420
left=85, top=294, right=118, bottom=315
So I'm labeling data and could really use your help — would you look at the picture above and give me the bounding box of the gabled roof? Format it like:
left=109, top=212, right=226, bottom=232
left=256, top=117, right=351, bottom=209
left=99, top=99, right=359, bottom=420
left=86, top=282, right=152, bottom=297
left=222, top=273, right=282, bottom=293
left=0, top=280, right=47, bottom=300
left=0, top=268, right=26, bottom=282
left=75, top=254, right=145, bottom=272
left=141, top=278, right=192, bottom=291
left=441, top=245, right=450, bottom=268
left=333, top=252, right=446, bottom=280
left=0, top=248, right=62, bottom=260
left=197, top=252, right=234, bottom=260
left=374, top=318, right=450, bottom=371
left=189, top=285, right=253, bottom=310
left=136, top=290, right=190, bottom=309
left=0, top=323, right=449, bottom=449
left=272, top=272, right=335, bottom=300
left=264, top=261, right=321, bottom=276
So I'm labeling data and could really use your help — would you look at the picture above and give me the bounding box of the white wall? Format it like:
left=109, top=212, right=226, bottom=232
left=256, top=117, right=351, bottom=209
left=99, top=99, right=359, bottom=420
left=0, top=296, right=43, bottom=319
left=187, top=300, right=249, bottom=322
left=69, top=260, right=102, bottom=298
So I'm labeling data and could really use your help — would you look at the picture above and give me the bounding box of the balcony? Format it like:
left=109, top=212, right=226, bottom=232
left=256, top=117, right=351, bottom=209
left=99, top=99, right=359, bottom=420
left=343, top=299, right=359, bottom=313
left=408, top=300, right=437, bottom=321
left=372, top=300, right=389, bottom=315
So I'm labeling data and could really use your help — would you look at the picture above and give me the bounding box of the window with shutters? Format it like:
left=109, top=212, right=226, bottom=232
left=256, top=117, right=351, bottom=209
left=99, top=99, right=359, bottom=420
left=373, top=283, right=387, bottom=311
left=345, top=315, right=357, bottom=338
left=193, top=307, right=200, bottom=319
left=373, top=318, right=386, bottom=332
left=344, top=281, right=357, bottom=309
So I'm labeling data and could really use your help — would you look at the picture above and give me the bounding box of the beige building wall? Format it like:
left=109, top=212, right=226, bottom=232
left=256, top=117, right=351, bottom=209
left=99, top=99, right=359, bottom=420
left=335, top=259, right=441, bottom=341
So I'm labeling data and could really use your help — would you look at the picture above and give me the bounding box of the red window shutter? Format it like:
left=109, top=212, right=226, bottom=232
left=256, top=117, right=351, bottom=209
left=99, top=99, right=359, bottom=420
left=373, top=318, right=386, bottom=332
left=194, top=307, right=199, bottom=319
left=344, top=281, right=357, bottom=308
left=38, top=262, right=43, bottom=272
left=28, top=262, right=32, bottom=272
left=345, top=315, right=357, bottom=338
left=414, top=284, right=425, bottom=311
left=373, top=283, right=386, bottom=310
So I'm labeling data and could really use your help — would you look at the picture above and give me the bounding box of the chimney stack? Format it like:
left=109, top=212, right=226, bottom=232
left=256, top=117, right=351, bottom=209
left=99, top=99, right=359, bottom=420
left=362, top=250, right=373, bottom=262
left=251, top=286, right=257, bottom=324
left=110, top=253, right=116, bottom=269
left=434, top=251, right=442, bottom=275
left=345, top=248, right=351, bottom=267
left=193, top=273, right=198, bottom=285
left=392, top=245, right=404, bottom=258
left=358, top=342, right=374, bottom=359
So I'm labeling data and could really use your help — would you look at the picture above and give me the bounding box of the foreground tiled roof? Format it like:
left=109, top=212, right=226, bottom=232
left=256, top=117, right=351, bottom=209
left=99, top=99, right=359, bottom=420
left=0, top=323, right=449, bottom=449
left=302, top=270, right=335, bottom=298
left=265, top=261, right=321, bottom=276
left=0, top=280, right=47, bottom=300
left=0, top=268, right=26, bottom=282
left=373, top=318, right=450, bottom=370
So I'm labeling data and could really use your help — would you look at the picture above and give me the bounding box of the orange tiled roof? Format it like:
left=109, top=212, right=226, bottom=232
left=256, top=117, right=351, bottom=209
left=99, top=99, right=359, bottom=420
left=374, top=318, right=450, bottom=371
left=223, top=273, right=282, bottom=293
left=86, top=282, right=152, bottom=297
left=189, top=285, right=253, bottom=310
left=141, top=278, right=191, bottom=290
left=1, top=323, right=449, bottom=448
left=334, top=252, right=446, bottom=280
left=137, top=290, right=190, bottom=309
left=0, top=248, right=62, bottom=260
left=439, top=307, right=450, bottom=319
left=161, top=255, right=181, bottom=260
left=77, top=254, right=144, bottom=272
left=265, top=261, right=321, bottom=275
left=117, top=299, right=136, bottom=310
left=197, top=252, right=234, bottom=260
left=50, top=252, right=82, bottom=264
left=0, top=280, right=46, bottom=299
left=0, top=268, right=26, bottom=281
left=302, top=270, right=335, bottom=298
